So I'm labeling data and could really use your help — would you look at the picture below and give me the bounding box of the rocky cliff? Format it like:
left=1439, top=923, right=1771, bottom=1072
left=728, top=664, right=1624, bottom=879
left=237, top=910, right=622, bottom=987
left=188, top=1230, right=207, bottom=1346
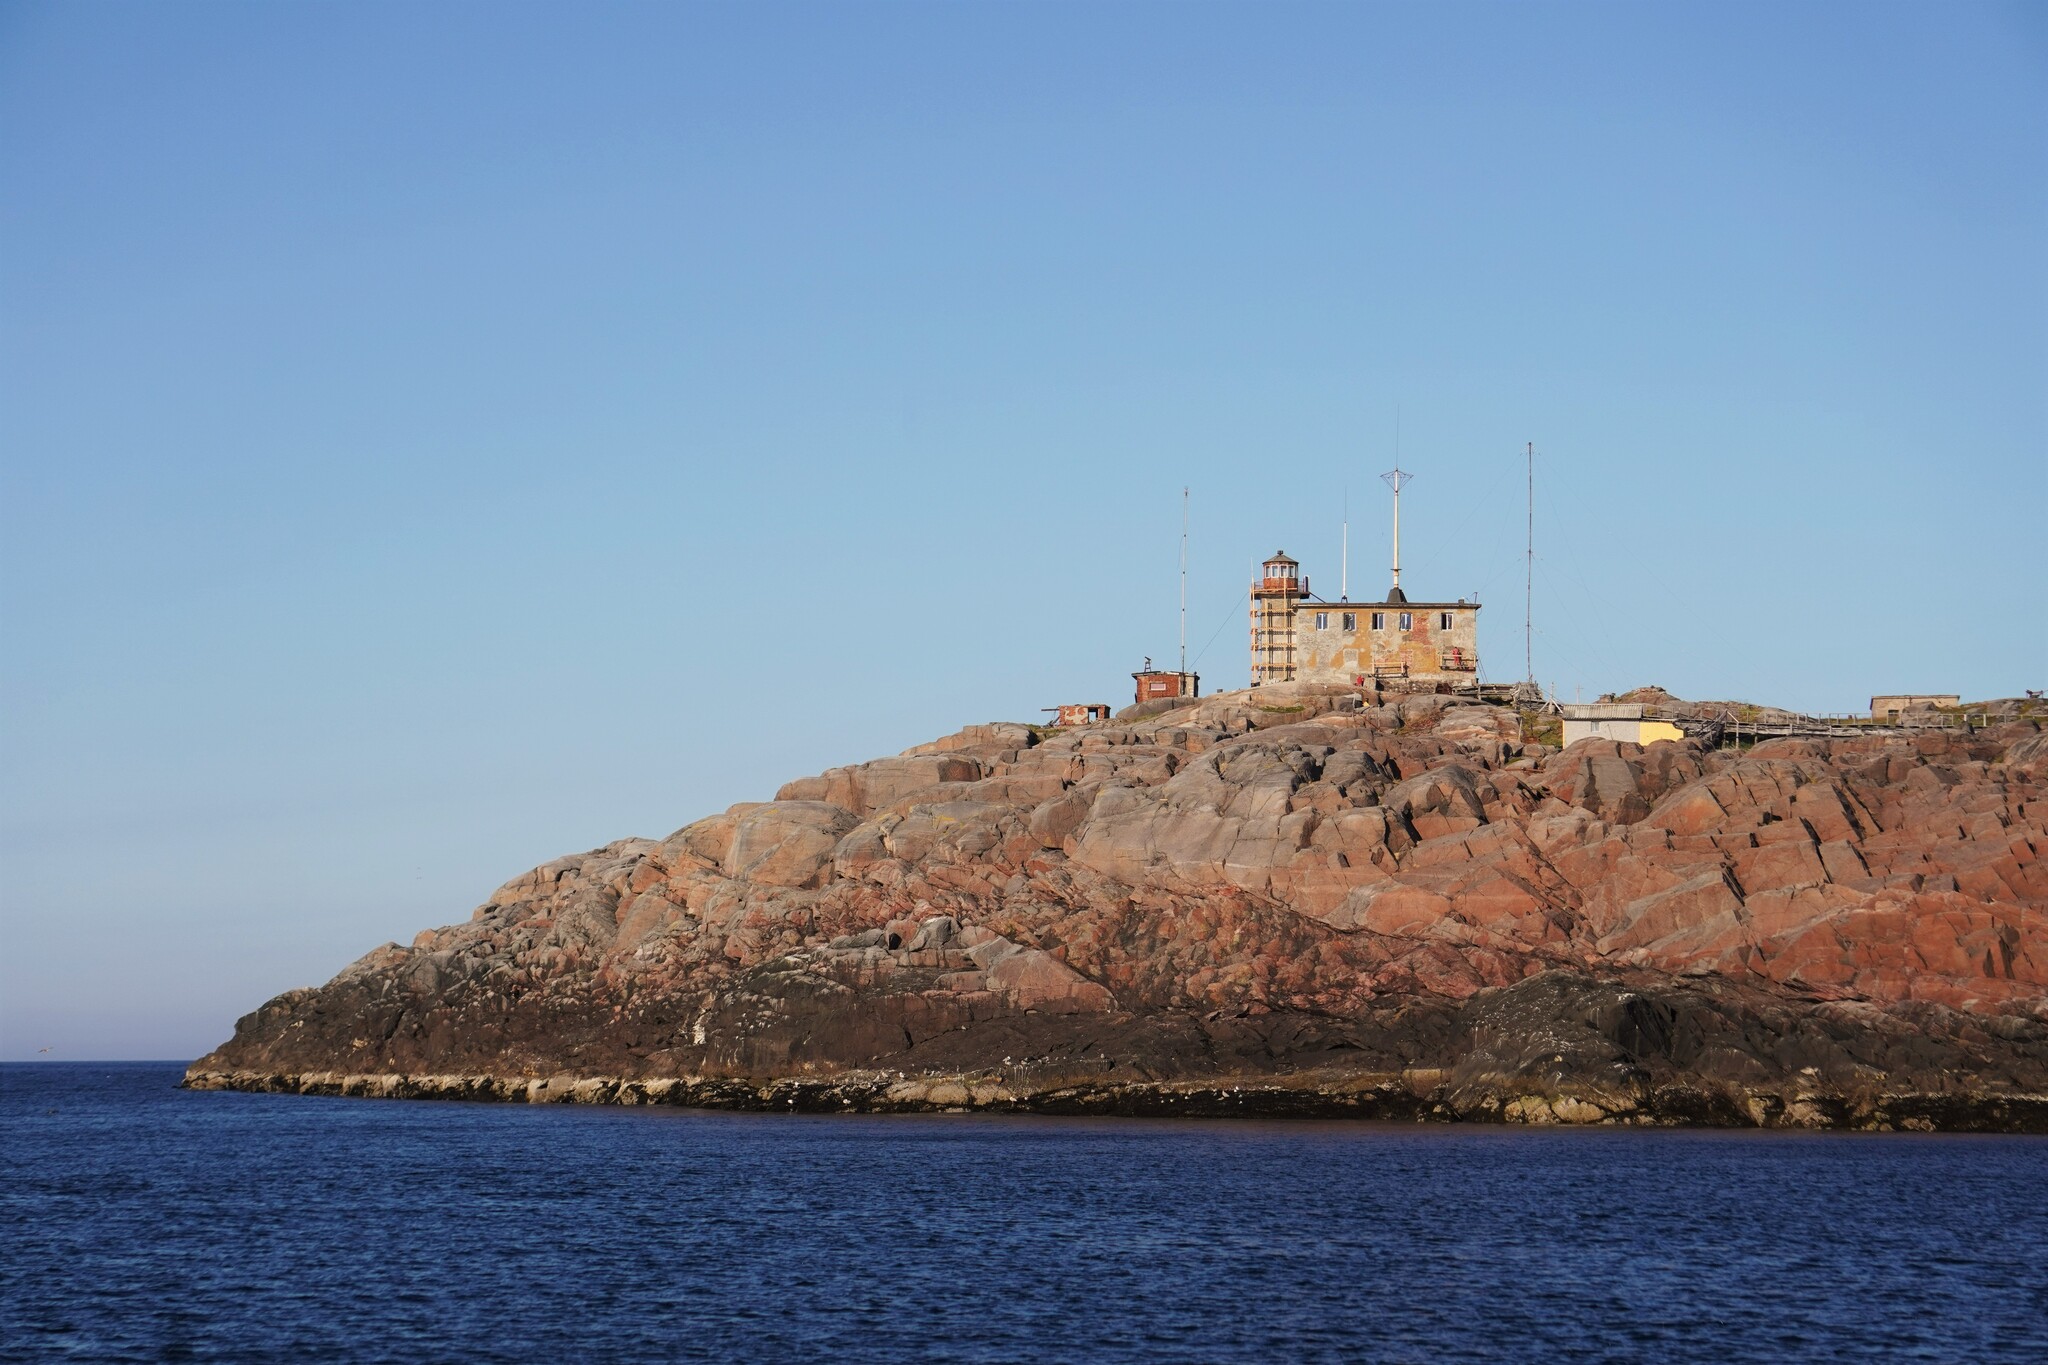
left=187, top=685, right=2048, bottom=1129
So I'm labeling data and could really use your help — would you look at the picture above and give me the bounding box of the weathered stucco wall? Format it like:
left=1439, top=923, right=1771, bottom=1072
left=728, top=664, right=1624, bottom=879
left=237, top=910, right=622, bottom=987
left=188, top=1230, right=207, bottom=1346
left=1291, top=603, right=1479, bottom=684
left=1871, top=694, right=1960, bottom=720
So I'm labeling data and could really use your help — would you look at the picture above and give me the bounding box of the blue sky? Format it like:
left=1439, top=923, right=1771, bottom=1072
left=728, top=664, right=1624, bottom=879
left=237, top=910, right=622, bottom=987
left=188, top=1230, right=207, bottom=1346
left=3, top=1, right=2042, bottom=1058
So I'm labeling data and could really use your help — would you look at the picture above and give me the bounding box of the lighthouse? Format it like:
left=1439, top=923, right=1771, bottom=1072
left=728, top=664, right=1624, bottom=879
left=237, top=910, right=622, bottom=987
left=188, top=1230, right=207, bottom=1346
left=1249, top=550, right=1305, bottom=685
left=1245, top=476, right=1481, bottom=688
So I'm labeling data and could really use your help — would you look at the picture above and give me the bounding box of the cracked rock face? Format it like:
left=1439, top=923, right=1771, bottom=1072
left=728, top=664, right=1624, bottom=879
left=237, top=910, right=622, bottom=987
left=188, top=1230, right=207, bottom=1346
left=188, top=684, right=2048, bottom=1127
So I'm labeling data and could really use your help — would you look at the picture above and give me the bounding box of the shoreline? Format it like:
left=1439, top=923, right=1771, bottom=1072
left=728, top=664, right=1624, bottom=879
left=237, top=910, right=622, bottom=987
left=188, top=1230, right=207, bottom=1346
left=179, top=1068, right=2048, bottom=1133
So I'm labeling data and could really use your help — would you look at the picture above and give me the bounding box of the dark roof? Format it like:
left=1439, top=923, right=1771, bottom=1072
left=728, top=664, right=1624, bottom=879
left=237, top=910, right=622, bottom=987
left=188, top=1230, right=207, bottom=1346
left=1385, top=585, right=1407, bottom=603
left=1304, top=599, right=1478, bottom=611
left=1264, top=550, right=1297, bottom=565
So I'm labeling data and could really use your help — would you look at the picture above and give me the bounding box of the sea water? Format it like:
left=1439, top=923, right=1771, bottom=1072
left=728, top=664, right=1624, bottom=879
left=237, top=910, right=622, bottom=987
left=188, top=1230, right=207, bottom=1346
left=3, top=1062, right=2044, bottom=1363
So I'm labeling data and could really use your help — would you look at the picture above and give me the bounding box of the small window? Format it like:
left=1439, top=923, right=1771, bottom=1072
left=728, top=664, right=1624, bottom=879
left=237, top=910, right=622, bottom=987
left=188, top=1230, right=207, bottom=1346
left=1341, top=612, right=1356, bottom=631
left=1370, top=612, right=1385, bottom=630
left=1439, top=612, right=1453, bottom=631
left=1314, top=612, right=1328, bottom=629
left=1399, top=612, right=1412, bottom=630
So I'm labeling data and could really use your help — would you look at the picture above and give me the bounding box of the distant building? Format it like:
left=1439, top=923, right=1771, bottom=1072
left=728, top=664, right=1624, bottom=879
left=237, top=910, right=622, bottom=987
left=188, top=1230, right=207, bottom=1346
left=1131, top=665, right=1199, bottom=706
left=1048, top=703, right=1111, bottom=727
left=1249, top=550, right=1480, bottom=688
left=1871, top=694, right=1959, bottom=721
left=1560, top=703, right=1685, bottom=747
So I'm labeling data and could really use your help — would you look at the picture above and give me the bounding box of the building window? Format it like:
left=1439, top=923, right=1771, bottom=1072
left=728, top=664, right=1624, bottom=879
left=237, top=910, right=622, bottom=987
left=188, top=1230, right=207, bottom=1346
left=1341, top=612, right=1356, bottom=631
left=1314, top=612, right=1328, bottom=629
left=1439, top=612, right=1453, bottom=631
left=1399, top=612, right=1412, bottom=630
left=1370, top=612, right=1385, bottom=630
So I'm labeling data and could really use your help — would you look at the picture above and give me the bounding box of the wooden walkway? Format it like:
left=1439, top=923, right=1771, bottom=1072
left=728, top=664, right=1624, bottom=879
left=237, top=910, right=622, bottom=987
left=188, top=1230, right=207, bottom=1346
left=1673, top=710, right=1989, bottom=747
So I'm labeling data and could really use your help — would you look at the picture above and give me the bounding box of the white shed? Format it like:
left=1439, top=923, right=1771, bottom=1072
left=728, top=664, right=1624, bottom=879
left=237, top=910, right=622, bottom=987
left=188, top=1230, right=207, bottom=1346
left=1560, top=703, right=1686, bottom=747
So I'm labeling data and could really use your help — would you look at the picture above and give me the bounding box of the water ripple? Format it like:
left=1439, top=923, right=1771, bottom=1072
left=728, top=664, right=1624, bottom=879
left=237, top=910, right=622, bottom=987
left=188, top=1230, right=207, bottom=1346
left=3, top=1064, right=2045, bottom=1363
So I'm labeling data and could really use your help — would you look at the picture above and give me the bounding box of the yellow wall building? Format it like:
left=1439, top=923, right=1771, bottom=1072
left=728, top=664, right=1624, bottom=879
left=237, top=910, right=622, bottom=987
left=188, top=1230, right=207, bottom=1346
left=1559, top=704, right=1685, bottom=746
left=1249, top=550, right=1481, bottom=688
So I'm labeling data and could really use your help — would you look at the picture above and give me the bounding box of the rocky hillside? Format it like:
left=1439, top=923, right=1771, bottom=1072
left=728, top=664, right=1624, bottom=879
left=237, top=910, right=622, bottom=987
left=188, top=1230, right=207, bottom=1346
left=187, top=684, right=2048, bottom=1129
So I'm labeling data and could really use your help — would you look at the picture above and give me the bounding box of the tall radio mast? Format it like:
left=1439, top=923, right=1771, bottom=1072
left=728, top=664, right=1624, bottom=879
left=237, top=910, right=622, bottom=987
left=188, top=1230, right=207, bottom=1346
left=1179, top=487, right=1188, bottom=676
left=1525, top=441, right=1535, bottom=686
left=1340, top=486, right=1349, bottom=601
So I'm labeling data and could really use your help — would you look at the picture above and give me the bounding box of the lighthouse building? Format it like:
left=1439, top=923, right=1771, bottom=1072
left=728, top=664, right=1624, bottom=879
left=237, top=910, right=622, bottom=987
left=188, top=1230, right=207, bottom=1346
left=1249, top=551, right=1480, bottom=688
left=1249, top=469, right=1482, bottom=688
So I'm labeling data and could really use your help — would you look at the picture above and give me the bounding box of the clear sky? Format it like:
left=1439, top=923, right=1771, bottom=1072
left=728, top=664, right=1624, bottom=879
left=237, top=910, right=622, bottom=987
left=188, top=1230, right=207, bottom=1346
left=3, top=1, right=2042, bottom=1059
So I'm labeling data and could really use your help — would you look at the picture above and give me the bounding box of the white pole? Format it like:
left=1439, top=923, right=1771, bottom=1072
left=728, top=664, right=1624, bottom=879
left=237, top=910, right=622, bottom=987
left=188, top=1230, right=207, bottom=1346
left=1341, top=486, right=1348, bottom=601
left=1179, top=487, right=1188, bottom=676
left=1525, top=442, right=1535, bottom=685
left=1381, top=466, right=1410, bottom=593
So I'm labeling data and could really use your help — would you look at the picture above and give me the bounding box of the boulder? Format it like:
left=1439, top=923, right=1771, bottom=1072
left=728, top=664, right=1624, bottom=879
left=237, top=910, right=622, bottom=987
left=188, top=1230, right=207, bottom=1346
left=723, top=802, right=857, bottom=889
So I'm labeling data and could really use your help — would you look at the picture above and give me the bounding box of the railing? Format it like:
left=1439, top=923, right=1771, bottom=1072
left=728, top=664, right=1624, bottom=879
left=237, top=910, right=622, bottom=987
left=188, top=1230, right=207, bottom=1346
left=1682, top=706, right=1991, bottom=747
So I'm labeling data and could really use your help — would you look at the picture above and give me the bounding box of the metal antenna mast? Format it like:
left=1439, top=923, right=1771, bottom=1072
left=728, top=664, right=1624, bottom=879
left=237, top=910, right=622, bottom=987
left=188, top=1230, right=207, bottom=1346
left=1380, top=466, right=1411, bottom=593
left=1179, top=487, right=1189, bottom=675
left=1525, top=442, right=1535, bottom=685
left=1341, top=485, right=1349, bottom=601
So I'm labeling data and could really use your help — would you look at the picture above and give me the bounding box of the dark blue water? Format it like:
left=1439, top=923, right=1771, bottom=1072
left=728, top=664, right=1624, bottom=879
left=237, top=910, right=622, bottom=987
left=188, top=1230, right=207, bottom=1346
left=4, top=1064, right=2045, bottom=1363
